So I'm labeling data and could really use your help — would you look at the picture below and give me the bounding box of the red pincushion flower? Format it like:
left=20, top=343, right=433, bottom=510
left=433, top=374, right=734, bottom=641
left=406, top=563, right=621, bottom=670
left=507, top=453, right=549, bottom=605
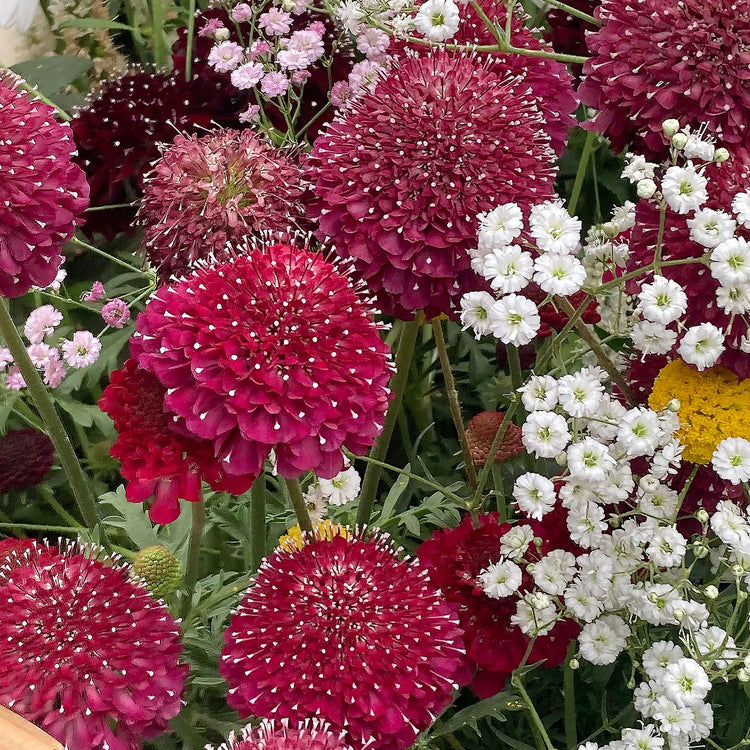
left=131, top=240, right=393, bottom=481
left=72, top=70, right=247, bottom=237
left=138, top=129, right=309, bottom=283
left=220, top=531, right=469, bottom=749
left=99, top=358, right=253, bottom=524
left=0, top=73, right=89, bottom=297
left=0, top=541, right=187, bottom=750
left=580, top=0, right=750, bottom=156
left=0, top=428, right=54, bottom=493
left=624, top=149, right=750, bottom=379
left=209, top=719, right=360, bottom=750
left=465, top=411, right=524, bottom=465
left=0, top=538, right=37, bottom=565
left=418, top=511, right=579, bottom=698
left=309, top=52, right=557, bottom=319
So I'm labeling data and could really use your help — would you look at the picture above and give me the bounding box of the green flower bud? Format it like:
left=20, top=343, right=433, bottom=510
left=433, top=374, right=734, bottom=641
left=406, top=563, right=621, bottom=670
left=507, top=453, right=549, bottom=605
left=671, top=132, right=689, bottom=150
left=662, top=119, right=680, bottom=137
left=132, top=545, right=183, bottom=597
left=713, top=148, right=730, bottom=163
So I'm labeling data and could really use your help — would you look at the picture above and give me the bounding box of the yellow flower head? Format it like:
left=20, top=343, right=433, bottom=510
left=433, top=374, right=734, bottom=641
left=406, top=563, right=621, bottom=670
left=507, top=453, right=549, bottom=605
left=649, top=359, right=750, bottom=464
left=278, top=520, right=351, bottom=552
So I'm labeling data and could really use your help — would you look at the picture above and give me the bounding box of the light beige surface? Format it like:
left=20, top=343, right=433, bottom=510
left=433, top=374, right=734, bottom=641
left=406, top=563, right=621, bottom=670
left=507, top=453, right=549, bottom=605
left=0, top=9, right=54, bottom=67
left=0, top=705, right=64, bottom=750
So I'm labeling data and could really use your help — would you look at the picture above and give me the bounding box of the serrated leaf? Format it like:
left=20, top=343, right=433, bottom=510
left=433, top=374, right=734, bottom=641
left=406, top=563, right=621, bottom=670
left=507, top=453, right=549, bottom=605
left=99, top=485, right=161, bottom=548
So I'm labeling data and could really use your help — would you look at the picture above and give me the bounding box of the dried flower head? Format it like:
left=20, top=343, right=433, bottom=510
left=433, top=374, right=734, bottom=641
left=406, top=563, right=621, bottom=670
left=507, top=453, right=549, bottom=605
left=0, top=428, right=54, bottom=494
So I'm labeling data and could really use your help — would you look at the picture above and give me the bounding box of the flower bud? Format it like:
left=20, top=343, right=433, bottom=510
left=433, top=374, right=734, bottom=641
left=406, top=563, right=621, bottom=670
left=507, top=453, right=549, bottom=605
left=555, top=452, right=568, bottom=466
left=672, top=608, right=685, bottom=622
left=639, top=475, right=660, bottom=493
left=213, top=27, right=230, bottom=41
left=731, top=563, right=745, bottom=578
left=667, top=398, right=681, bottom=412
left=601, top=222, right=619, bottom=239
left=626, top=678, right=636, bottom=690
left=568, top=658, right=580, bottom=670
left=713, top=148, right=730, bottom=163
left=662, top=119, right=680, bottom=137
left=695, top=508, right=710, bottom=525
left=132, top=545, right=183, bottom=597
left=671, top=132, right=689, bottom=150
left=738, top=668, right=750, bottom=683
left=637, top=178, right=657, bottom=199
left=704, top=584, right=719, bottom=600
left=692, top=541, right=709, bottom=559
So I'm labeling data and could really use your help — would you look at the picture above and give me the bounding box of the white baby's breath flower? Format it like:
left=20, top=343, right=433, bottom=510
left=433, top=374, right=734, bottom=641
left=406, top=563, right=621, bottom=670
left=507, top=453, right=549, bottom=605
left=677, top=323, right=724, bottom=370
left=499, top=525, right=535, bottom=560
left=661, top=165, right=708, bottom=214
left=662, top=658, right=711, bottom=708
left=579, top=615, right=631, bottom=665
left=488, top=294, right=540, bottom=345
left=711, top=437, right=750, bottom=484
left=478, top=559, right=523, bottom=599
left=638, top=276, right=688, bottom=325
left=529, top=200, right=582, bottom=254
left=567, top=438, right=616, bottom=482
left=631, top=321, right=678, bottom=356
left=519, top=374, right=558, bottom=411
left=557, top=370, right=604, bottom=417
left=731, top=190, right=750, bottom=228
left=622, top=154, right=657, bottom=184
left=686, top=208, right=736, bottom=248
left=414, top=0, right=460, bottom=41
left=533, top=252, right=586, bottom=296
left=459, top=291, right=495, bottom=339
left=522, top=411, right=571, bottom=458
left=482, top=245, right=533, bottom=294
left=710, top=237, right=750, bottom=287
left=513, top=472, right=557, bottom=520
left=318, top=466, right=360, bottom=506
left=478, top=203, right=523, bottom=250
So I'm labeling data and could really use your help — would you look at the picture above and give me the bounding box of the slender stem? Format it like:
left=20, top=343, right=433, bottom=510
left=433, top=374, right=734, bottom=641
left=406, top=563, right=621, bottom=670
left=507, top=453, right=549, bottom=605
left=250, top=473, right=266, bottom=570
left=568, top=130, right=596, bottom=216
left=356, top=312, right=424, bottom=526
left=70, top=236, right=147, bottom=275
left=150, top=0, right=170, bottom=69
left=285, top=477, right=313, bottom=532
left=564, top=640, right=578, bottom=750
left=653, top=199, right=668, bottom=273
left=512, top=673, right=555, bottom=750
left=554, top=296, right=636, bottom=406
left=38, top=485, right=82, bottom=528
left=431, top=318, right=478, bottom=490
left=507, top=343, right=524, bottom=391
left=0, top=299, right=102, bottom=531
left=181, top=498, right=206, bottom=619
left=0, top=522, right=80, bottom=533
left=184, top=0, right=197, bottom=81
left=17, top=81, right=71, bottom=121
left=542, top=0, right=600, bottom=25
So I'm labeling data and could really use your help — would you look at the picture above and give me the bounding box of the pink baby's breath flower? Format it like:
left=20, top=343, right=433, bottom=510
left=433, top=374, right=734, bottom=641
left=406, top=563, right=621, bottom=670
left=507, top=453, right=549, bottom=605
left=0, top=348, right=13, bottom=370
left=230, top=61, right=265, bottom=89
left=287, top=28, right=325, bottom=64
left=239, top=104, right=260, bottom=123
left=248, top=40, right=272, bottom=59
left=61, top=331, right=102, bottom=368
left=23, top=305, right=63, bottom=344
left=357, top=27, right=390, bottom=60
left=291, top=69, right=311, bottom=85
left=6, top=366, right=25, bottom=389
left=101, top=298, right=131, bottom=328
left=278, top=48, right=311, bottom=71
left=258, top=8, right=292, bottom=35
left=198, top=17, right=225, bottom=37
left=43, top=357, right=66, bottom=388
left=347, top=60, right=384, bottom=94
left=231, top=2, right=253, bottom=22
left=330, top=80, right=353, bottom=108
left=208, top=41, right=245, bottom=73
left=82, top=280, right=105, bottom=302
left=26, top=343, right=59, bottom=369
left=260, top=71, right=290, bottom=97
left=307, top=21, right=325, bottom=35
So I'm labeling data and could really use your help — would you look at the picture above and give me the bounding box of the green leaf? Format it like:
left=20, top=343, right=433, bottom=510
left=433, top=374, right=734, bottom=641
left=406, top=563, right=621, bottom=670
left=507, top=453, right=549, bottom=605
left=57, top=17, right=136, bottom=32
left=99, top=485, right=161, bottom=549
left=376, top=465, right=411, bottom=523
left=11, top=56, right=93, bottom=96
left=430, top=691, right=519, bottom=738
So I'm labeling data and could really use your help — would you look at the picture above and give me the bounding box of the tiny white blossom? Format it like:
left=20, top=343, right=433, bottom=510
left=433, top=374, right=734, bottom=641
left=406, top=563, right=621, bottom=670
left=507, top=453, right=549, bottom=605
left=522, top=411, right=571, bottom=458
left=488, top=294, right=540, bottom=345
left=631, top=321, right=678, bottom=356
left=478, top=203, right=523, bottom=249
left=661, top=165, right=708, bottom=214
left=683, top=133, right=715, bottom=162
left=692, top=626, right=740, bottom=670
left=620, top=725, right=665, bottom=750
left=519, top=374, right=559, bottom=411
left=529, top=200, right=582, bottom=254
left=622, top=154, right=657, bottom=184
left=564, top=582, right=604, bottom=622
left=662, top=659, right=711, bottom=708
left=567, top=438, right=616, bottom=482
left=478, top=559, right=523, bottom=599
left=710, top=500, right=750, bottom=548
left=652, top=697, right=695, bottom=736
left=579, top=615, right=631, bottom=665
left=678, top=323, right=724, bottom=370
left=645, top=526, right=687, bottom=568
left=642, top=641, right=685, bottom=679
left=318, top=466, right=361, bottom=506
left=513, top=472, right=557, bottom=520
left=711, top=437, right=750, bottom=484
left=710, top=237, right=750, bottom=287
left=532, top=549, right=576, bottom=595
left=566, top=500, right=607, bottom=549
left=499, top=525, right=535, bottom=560
left=482, top=245, right=534, bottom=294
left=459, top=291, right=495, bottom=339
left=731, top=190, right=750, bottom=228
left=686, top=208, right=736, bottom=248
left=716, top=283, right=750, bottom=314
left=617, top=407, right=663, bottom=457
left=414, top=0, right=460, bottom=41
left=511, top=592, right=558, bottom=636
left=533, top=252, right=586, bottom=295
left=638, top=276, right=688, bottom=325
left=558, top=370, right=604, bottom=417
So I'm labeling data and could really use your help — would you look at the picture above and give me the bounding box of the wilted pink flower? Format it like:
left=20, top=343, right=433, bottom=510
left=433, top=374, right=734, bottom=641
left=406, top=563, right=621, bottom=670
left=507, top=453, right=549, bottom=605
left=220, top=531, right=468, bottom=749
left=239, top=104, right=260, bottom=123
left=0, top=542, right=187, bottom=749
left=61, top=330, right=101, bottom=368
left=23, top=305, right=63, bottom=344
left=249, top=40, right=272, bottom=59
left=101, top=298, right=131, bottom=328
left=198, top=17, right=225, bottom=37
left=131, top=240, right=393, bottom=482
left=82, top=280, right=106, bottom=302
left=0, top=73, right=89, bottom=297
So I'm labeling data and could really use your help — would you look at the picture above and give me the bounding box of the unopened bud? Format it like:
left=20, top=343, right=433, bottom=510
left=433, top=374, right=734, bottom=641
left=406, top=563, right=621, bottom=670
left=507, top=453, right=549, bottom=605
left=213, top=26, right=230, bottom=41
left=639, top=475, right=660, bottom=493
left=692, top=542, right=710, bottom=559
left=555, top=452, right=568, bottom=466
left=568, top=658, right=580, bottom=670
left=662, top=119, right=680, bottom=137
left=667, top=398, right=681, bottom=412
left=714, top=147, right=730, bottom=163
left=637, top=178, right=657, bottom=199
left=672, top=132, right=689, bottom=150
left=704, top=585, right=719, bottom=600
left=695, top=508, right=710, bottom=525
left=672, top=608, right=686, bottom=622
left=731, top=563, right=745, bottom=578
left=626, top=678, right=636, bottom=690
left=601, top=222, right=619, bottom=239
left=738, top=668, right=750, bottom=683
left=132, top=545, right=183, bottom=597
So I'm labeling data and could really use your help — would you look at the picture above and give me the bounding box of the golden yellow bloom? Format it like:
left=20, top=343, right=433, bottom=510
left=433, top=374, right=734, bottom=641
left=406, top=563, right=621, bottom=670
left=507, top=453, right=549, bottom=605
left=278, top=520, right=351, bottom=552
left=649, top=359, right=750, bottom=464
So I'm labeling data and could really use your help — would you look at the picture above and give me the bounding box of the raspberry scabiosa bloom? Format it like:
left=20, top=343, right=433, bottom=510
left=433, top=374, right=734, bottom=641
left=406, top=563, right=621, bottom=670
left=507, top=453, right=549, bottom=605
left=131, top=239, right=393, bottom=482
left=0, top=72, right=89, bottom=297
left=208, top=719, right=360, bottom=750
left=0, top=541, right=187, bottom=750
left=220, top=530, right=468, bottom=749
left=138, top=129, right=309, bottom=282
left=99, top=358, right=253, bottom=523
left=580, top=0, right=750, bottom=155
left=309, top=52, right=556, bottom=319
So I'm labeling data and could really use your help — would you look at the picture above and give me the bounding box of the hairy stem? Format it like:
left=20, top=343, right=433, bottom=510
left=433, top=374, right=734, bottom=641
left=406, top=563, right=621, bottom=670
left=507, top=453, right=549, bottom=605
left=250, top=473, right=266, bottom=570
left=285, top=477, right=313, bottom=531
left=181, top=498, right=206, bottom=619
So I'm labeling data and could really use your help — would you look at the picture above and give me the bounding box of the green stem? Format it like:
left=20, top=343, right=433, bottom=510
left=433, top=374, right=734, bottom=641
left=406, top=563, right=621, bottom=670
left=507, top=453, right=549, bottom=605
left=507, top=343, right=524, bottom=391
left=356, top=312, right=424, bottom=526
left=564, top=640, right=578, bottom=750
left=431, top=318, right=478, bottom=490
left=150, top=0, right=170, bottom=69
left=250, top=473, right=266, bottom=570
left=653, top=199, right=668, bottom=273
left=542, top=0, right=600, bottom=25
left=38, top=485, right=81, bottom=528
left=17, top=81, right=71, bottom=121
left=512, top=673, right=555, bottom=750
left=285, top=477, right=313, bottom=532
left=0, top=299, right=102, bottom=531
left=0, top=522, right=81, bottom=533
left=181, top=498, right=206, bottom=619
left=70, top=236, right=147, bottom=275
left=184, top=0, right=197, bottom=81
left=568, top=130, right=596, bottom=216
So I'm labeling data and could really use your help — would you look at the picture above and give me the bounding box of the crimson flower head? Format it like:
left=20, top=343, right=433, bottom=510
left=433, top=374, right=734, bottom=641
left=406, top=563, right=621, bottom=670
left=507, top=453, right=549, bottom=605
left=0, top=72, right=89, bottom=297
left=220, top=530, right=469, bottom=749
left=418, top=511, right=579, bottom=698
left=0, top=541, right=187, bottom=750
left=309, top=52, right=556, bottom=319
left=138, top=129, right=309, bottom=283
left=98, top=358, right=254, bottom=524
left=0, top=428, right=54, bottom=493
left=209, top=719, right=360, bottom=750
left=580, top=0, right=750, bottom=156
left=131, top=239, right=393, bottom=481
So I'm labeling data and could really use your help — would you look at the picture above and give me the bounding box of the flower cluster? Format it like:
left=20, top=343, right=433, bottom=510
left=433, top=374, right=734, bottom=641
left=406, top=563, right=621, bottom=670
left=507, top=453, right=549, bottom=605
left=301, top=465, right=362, bottom=522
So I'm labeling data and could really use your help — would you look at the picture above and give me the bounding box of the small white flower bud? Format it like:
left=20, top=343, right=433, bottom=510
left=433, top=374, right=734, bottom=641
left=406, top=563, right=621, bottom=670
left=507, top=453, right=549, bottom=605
left=692, top=542, right=710, bottom=559
left=695, top=509, right=710, bottom=525
left=738, top=668, right=750, bottom=683
left=662, top=119, right=680, bottom=137
left=713, top=147, right=730, bottom=163
left=555, top=452, right=568, bottom=466
left=637, top=178, right=657, bottom=199
left=667, top=398, right=681, bottom=412
left=731, top=563, right=745, bottom=578
left=672, top=132, right=689, bottom=150
left=213, top=27, right=230, bottom=41
left=704, top=585, right=719, bottom=600
left=568, top=658, right=580, bottom=670
left=672, top=608, right=686, bottom=621
left=639, top=475, right=660, bottom=493
left=601, top=222, right=619, bottom=238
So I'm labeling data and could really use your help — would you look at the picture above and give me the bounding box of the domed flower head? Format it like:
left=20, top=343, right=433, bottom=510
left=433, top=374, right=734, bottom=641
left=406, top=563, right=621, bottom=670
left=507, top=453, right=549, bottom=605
left=418, top=511, right=579, bottom=698
left=220, top=530, right=468, bottom=749
left=309, top=52, right=556, bottom=319
left=0, top=541, right=187, bottom=750
left=208, top=719, right=360, bottom=750
left=72, top=70, right=247, bottom=236
left=465, top=411, right=524, bottom=465
left=138, top=129, right=309, bottom=283
left=0, top=428, right=54, bottom=493
left=0, top=72, right=89, bottom=297
left=98, top=358, right=254, bottom=523
left=131, top=239, right=393, bottom=481
left=543, top=0, right=599, bottom=80
left=580, top=0, right=750, bottom=155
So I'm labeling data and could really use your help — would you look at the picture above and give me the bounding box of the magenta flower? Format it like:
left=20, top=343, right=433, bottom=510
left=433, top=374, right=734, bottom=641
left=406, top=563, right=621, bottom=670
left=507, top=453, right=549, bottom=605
left=208, top=719, right=360, bottom=750
left=82, top=280, right=106, bottom=302
left=101, top=298, right=131, bottom=328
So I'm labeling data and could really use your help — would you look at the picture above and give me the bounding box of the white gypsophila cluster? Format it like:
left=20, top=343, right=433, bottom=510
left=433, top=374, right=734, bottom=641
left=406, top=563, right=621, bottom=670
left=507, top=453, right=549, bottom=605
left=302, top=466, right=362, bottom=521
left=460, top=199, right=587, bottom=345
